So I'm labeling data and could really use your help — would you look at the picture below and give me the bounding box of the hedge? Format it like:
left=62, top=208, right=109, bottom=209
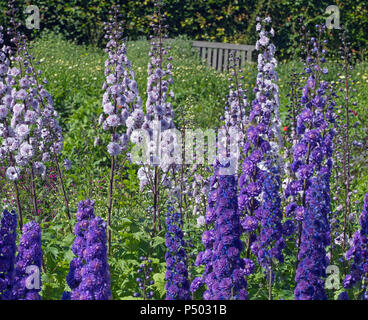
left=0, top=0, right=367, bottom=60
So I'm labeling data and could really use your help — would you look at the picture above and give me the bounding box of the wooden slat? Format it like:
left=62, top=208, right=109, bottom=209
left=241, top=51, right=246, bottom=68
left=201, top=47, right=206, bottom=62
left=207, top=48, right=212, bottom=68
left=223, top=49, right=229, bottom=72
left=235, top=50, right=240, bottom=69
left=247, top=49, right=253, bottom=64
left=212, top=48, right=217, bottom=69
left=218, top=48, right=223, bottom=72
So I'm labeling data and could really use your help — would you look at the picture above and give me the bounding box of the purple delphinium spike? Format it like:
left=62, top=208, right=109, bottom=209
left=252, top=167, right=285, bottom=271
left=192, top=163, right=248, bottom=300
left=73, top=216, right=112, bottom=300
left=134, top=257, right=155, bottom=299
left=0, top=210, right=17, bottom=299
left=343, top=191, right=368, bottom=300
left=238, top=18, right=283, bottom=286
left=165, top=206, right=190, bottom=300
left=63, top=199, right=95, bottom=299
left=294, top=172, right=331, bottom=300
left=11, top=221, right=42, bottom=300
left=285, top=26, right=335, bottom=271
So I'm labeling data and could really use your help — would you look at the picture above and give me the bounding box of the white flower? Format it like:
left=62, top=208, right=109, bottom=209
left=16, top=124, right=30, bottom=138
left=24, top=110, right=37, bottom=123
left=15, top=154, right=28, bottom=166
left=125, top=116, right=135, bottom=129
left=19, top=142, right=34, bottom=158
left=16, top=89, right=27, bottom=100
left=259, top=35, right=269, bottom=46
left=106, top=74, right=116, bottom=85
left=107, top=142, right=121, bottom=156
left=6, top=137, right=19, bottom=152
left=103, top=102, right=115, bottom=115
left=196, top=216, right=205, bottom=227
left=106, top=115, right=120, bottom=127
left=13, top=103, right=24, bottom=116
left=6, top=166, right=20, bottom=181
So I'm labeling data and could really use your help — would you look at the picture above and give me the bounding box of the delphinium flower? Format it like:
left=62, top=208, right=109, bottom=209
left=164, top=205, right=190, bottom=300
left=192, top=163, right=248, bottom=300
left=99, top=5, right=143, bottom=252
left=63, top=199, right=96, bottom=299
left=237, top=18, right=283, bottom=292
left=224, top=51, right=249, bottom=155
left=1, top=2, right=67, bottom=224
left=0, top=210, right=17, bottom=300
left=294, top=172, right=331, bottom=300
left=134, top=257, right=155, bottom=300
left=285, top=25, right=335, bottom=268
left=0, top=25, right=24, bottom=228
left=251, top=166, right=285, bottom=299
left=72, top=216, right=112, bottom=300
left=11, top=221, right=42, bottom=300
left=342, top=191, right=368, bottom=300
left=191, top=166, right=210, bottom=222
left=136, top=0, right=176, bottom=235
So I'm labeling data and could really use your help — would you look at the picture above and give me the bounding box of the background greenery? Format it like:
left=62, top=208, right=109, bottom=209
left=1, top=0, right=367, bottom=59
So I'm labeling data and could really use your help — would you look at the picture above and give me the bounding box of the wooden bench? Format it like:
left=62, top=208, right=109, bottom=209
left=192, top=41, right=256, bottom=72
left=127, top=37, right=256, bottom=72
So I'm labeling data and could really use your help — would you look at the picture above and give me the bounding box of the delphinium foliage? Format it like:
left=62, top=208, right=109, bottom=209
left=11, top=221, right=42, bottom=300
left=290, top=24, right=335, bottom=300
left=134, top=257, right=155, bottom=299
left=0, top=210, right=17, bottom=299
left=343, top=191, right=368, bottom=300
left=64, top=199, right=112, bottom=300
left=164, top=205, right=190, bottom=300
left=98, top=4, right=143, bottom=252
